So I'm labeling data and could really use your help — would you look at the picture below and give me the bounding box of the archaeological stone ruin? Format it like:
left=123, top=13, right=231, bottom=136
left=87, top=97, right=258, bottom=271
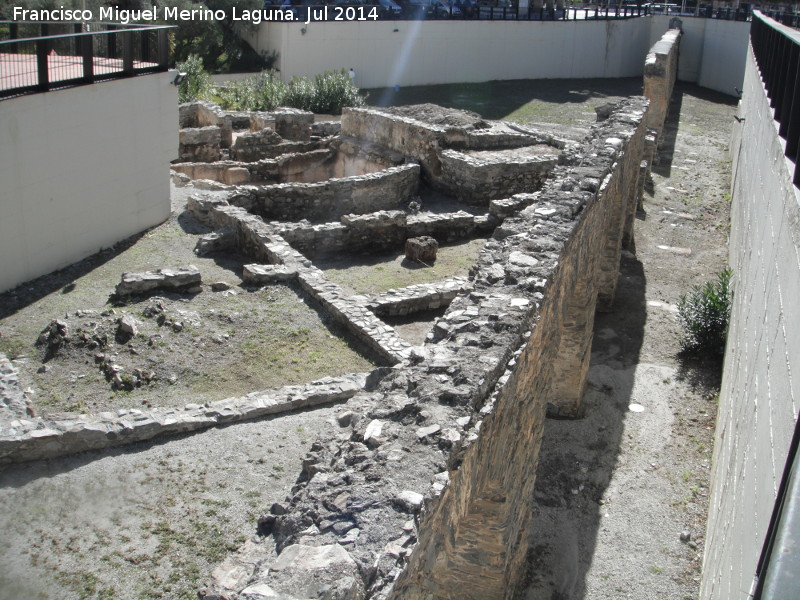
left=0, top=27, right=682, bottom=600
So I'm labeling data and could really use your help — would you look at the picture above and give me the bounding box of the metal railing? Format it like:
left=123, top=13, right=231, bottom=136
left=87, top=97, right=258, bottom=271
left=750, top=10, right=800, bottom=186
left=0, top=22, right=173, bottom=99
left=266, top=3, right=651, bottom=21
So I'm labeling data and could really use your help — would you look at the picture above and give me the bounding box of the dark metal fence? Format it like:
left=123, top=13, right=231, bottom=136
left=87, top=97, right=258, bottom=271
left=267, top=3, right=651, bottom=21
left=750, top=10, right=800, bottom=186
left=0, top=22, right=173, bottom=99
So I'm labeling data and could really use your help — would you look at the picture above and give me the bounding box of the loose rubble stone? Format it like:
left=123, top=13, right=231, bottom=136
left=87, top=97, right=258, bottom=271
left=266, top=544, right=365, bottom=600
left=117, top=314, right=138, bottom=337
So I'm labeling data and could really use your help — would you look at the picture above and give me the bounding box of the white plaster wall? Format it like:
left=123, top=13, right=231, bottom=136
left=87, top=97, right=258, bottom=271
left=699, top=46, right=800, bottom=600
left=248, top=16, right=747, bottom=94
left=252, top=18, right=652, bottom=89
left=0, top=73, right=178, bottom=294
left=648, top=15, right=749, bottom=94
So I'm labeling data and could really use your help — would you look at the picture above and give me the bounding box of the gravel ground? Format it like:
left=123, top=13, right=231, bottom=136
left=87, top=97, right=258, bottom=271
left=0, top=79, right=735, bottom=600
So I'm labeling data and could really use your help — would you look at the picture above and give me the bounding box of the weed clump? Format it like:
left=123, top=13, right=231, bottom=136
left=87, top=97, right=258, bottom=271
left=677, top=269, right=732, bottom=357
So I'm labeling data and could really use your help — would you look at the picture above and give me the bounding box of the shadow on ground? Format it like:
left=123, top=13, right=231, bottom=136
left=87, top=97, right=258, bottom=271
left=364, top=77, right=645, bottom=120
left=516, top=254, right=646, bottom=599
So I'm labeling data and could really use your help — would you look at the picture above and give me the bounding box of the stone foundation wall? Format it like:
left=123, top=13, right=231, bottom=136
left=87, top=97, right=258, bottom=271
left=178, top=126, right=222, bottom=162
left=0, top=374, right=366, bottom=464
left=225, top=163, right=420, bottom=222
left=438, top=149, right=557, bottom=205
left=341, top=108, right=445, bottom=179
left=179, top=101, right=314, bottom=143
left=272, top=210, right=486, bottom=259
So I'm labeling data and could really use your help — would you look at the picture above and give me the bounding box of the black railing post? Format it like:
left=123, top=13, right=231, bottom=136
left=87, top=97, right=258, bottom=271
left=9, top=22, right=19, bottom=53
left=122, top=30, right=134, bottom=75
left=36, top=38, right=50, bottom=92
left=158, top=28, right=169, bottom=68
left=778, top=43, right=800, bottom=138
left=82, top=31, right=94, bottom=84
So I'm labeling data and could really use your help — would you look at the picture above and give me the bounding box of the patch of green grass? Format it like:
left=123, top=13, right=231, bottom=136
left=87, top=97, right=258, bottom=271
left=56, top=570, right=115, bottom=600
left=0, top=337, right=30, bottom=359
left=319, top=237, right=487, bottom=296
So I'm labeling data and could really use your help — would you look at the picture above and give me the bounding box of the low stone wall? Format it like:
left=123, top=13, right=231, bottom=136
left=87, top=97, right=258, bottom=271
left=366, top=277, right=471, bottom=317
left=187, top=196, right=414, bottom=365
left=178, top=126, right=222, bottom=162
left=231, top=132, right=323, bottom=161
left=202, top=97, right=650, bottom=600
left=341, top=107, right=445, bottom=179
left=438, top=147, right=558, bottom=205
left=271, top=209, right=486, bottom=259
left=0, top=355, right=33, bottom=421
left=179, top=101, right=314, bottom=143
left=224, top=163, right=420, bottom=222
left=341, top=107, right=562, bottom=203
left=0, top=373, right=366, bottom=464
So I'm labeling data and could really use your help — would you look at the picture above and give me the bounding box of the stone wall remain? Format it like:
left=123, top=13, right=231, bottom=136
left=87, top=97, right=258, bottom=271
left=643, top=28, right=682, bottom=143
left=201, top=97, right=650, bottom=600
left=438, top=148, right=557, bottom=205
left=225, top=163, right=420, bottom=222
left=271, top=210, right=487, bottom=259
left=0, top=374, right=366, bottom=464
left=699, top=40, right=800, bottom=600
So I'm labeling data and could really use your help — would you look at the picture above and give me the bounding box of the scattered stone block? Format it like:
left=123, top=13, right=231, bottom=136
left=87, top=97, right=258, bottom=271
left=405, top=236, right=439, bottom=264
left=115, top=266, right=202, bottom=297
left=242, top=264, right=299, bottom=284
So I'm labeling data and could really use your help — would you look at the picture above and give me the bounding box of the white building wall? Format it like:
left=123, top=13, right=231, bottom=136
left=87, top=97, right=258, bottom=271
left=700, top=45, right=800, bottom=600
left=0, top=72, right=178, bottom=293
left=247, top=16, right=749, bottom=95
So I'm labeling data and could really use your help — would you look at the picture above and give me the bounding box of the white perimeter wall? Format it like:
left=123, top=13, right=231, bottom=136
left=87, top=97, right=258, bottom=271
left=248, top=15, right=749, bottom=95
left=647, top=15, right=751, bottom=95
left=0, top=72, right=178, bottom=294
left=700, top=45, right=800, bottom=600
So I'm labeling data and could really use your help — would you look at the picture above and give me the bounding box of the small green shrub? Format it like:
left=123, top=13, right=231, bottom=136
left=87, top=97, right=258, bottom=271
left=176, top=55, right=213, bottom=103
left=215, top=71, right=287, bottom=111
left=212, top=69, right=365, bottom=114
left=677, top=269, right=732, bottom=356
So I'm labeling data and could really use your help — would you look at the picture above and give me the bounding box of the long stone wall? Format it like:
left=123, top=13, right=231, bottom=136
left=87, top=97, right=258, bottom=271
left=700, top=38, right=800, bottom=600
left=200, top=97, right=650, bottom=600
left=0, top=374, right=366, bottom=464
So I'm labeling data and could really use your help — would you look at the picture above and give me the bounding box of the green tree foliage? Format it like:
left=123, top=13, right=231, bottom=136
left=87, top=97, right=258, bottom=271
left=159, top=0, right=272, bottom=72
left=0, top=0, right=274, bottom=74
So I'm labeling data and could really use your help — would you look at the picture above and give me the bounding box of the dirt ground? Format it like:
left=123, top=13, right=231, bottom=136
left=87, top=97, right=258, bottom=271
left=0, top=78, right=735, bottom=600
left=518, top=82, right=735, bottom=600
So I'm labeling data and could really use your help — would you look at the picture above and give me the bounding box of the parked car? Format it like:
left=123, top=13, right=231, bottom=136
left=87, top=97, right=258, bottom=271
left=434, top=0, right=463, bottom=16
left=454, top=0, right=478, bottom=16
